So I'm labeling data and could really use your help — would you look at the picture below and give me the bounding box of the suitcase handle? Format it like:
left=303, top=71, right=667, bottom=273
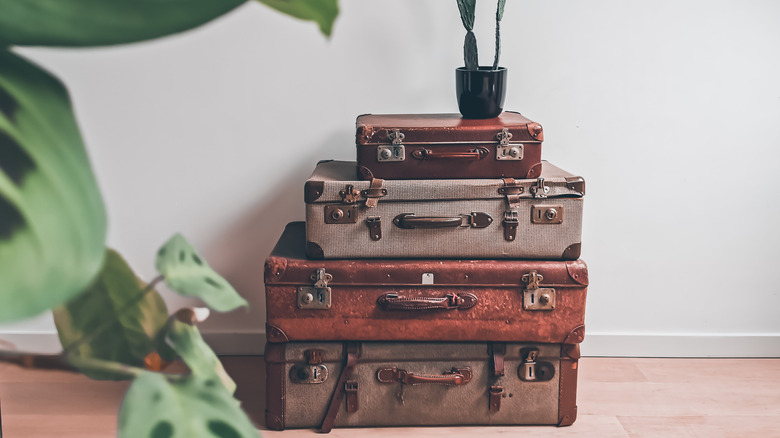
left=377, top=292, right=478, bottom=311
left=377, top=367, right=473, bottom=385
left=410, top=147, right=489, bottom=160
left=393, top=212, right=493, bottom=229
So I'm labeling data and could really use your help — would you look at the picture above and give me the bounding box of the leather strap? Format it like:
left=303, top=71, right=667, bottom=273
left=500, top=179, right=523, bottom=242
left=491, top=343, right=506, bottom=377
left=319, top=342, right=359, bottom=433
left=362, top=178, right=385, bottom=208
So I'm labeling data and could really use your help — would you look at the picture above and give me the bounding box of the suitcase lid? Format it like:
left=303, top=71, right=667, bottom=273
left=265, top=222, right=588, bottom=288
left=356, top=112, right=543, bottom=145
left=304, top=160, right=585, bottom=204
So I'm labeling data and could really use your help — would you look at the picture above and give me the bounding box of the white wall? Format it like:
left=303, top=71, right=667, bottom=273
left=2, top=0, right=779, bottom=356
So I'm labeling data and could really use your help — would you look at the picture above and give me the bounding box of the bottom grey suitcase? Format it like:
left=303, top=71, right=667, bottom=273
left=265, top=341, right=580, bottom=432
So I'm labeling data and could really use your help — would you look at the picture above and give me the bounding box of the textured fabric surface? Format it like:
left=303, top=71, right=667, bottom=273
left=271, top=342, right=563, bottom=428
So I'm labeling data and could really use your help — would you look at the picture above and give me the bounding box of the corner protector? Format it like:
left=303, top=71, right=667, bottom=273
left=304, top=180, right=324, bottom=203
left=565, top=176, right=586, bottom=195
left=557, top=406, right=577, bottom=427
left=562, top=341, right=582, bottom=359
left=561, top=243, right=582, bottom=261
left=563, top=325, right=586, bottom=345
left=265, top=411, right=284, bottom=431
left=565, top=259, right=589, bottom=285
left=305, top=241, right=324, bottom=259
left=264, top=256, right=288, bottom=283
left=357, top=165, right=374, bottom=181
left=526, top=162, right=542, bottom=179
left=527, top=122, right=544, bottom=141
left=266, top=324, right=289, bottom=343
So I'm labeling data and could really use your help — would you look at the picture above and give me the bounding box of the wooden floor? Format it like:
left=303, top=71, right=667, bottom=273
left=1, top=357, right=779, bottom=437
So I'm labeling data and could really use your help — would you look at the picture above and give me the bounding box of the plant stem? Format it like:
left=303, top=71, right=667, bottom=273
left=61, top=274, right=164, bottom=357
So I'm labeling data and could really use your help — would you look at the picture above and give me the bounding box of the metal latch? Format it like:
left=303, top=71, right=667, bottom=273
left=518, top=347, right=555, bottom=382
left=531, top=205, right=564, bottom=224
left=388, top=129, right=405, bottom=145
left=521, top=270, right=555, bottom=311
left=496, top=128, right=522, bottom=161
left=339, top=184, right=360, bottom=204
left=325, top=205, right=358, bottom=224
left=290, top=349, right=329, bottom=384
left=377, top=145, right=405, bottom=162
left=297, top=268, right=332, bottom=310
left=530, top=178, right=549, bottom=198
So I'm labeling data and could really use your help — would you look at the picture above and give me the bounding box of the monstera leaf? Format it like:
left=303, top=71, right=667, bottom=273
left=164, top=317, right=236, bottom=394
left=257, top=0, right=339, bottom=36
left=0, top=49, right=106, bottom=322
left=0, top=0, right=246, bottom=47
left=53, top=249, right=168, bottom=380
left=156, top=234, right=247, bottom=312
left=119, top=372, right=260, bottom=438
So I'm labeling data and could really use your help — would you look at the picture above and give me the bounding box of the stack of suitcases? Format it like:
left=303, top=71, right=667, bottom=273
left=263, top=112, right=588, bottom=432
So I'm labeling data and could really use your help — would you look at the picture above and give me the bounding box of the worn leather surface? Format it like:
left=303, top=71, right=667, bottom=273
left=265, top=342, right=577, bottom=429
left=265, top=222, right=587, bottom=344
left=305, top=161, right=584, bottom=260
left=355, top=112, right=543, bottom=180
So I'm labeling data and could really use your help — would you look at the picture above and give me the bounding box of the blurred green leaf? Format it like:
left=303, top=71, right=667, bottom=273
left=118, top=372, right=260, bottom=438
left=53, top=249, right=168, bottom=380
left=0, top=0, right=246, bottom=47
left=156, top=234, right=247, bottom=312
left=257, top=0, right=339, bottom=36
left=164, top=318, right=236, bottom=394
left=0, top=49, right=106, bottom=322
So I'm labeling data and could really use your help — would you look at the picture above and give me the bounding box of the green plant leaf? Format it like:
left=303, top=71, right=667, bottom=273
left=0, top=49, right=106, bottom=323
left=164, top=318, right=236, bottom=394
left=53, top=249, right=168, bottom=380
left=118, top=372, right=260, bottom=438
left=496, top=0, right=507, bottom=21
left=156, top=234, right=247, bottom=312
left=257, top=0, right=339, bottom=36
left=0, top=0, right=246, bottom=47
left=464, top=31, right=479, bottom=70
left=457, top=0, right=476, bottom=31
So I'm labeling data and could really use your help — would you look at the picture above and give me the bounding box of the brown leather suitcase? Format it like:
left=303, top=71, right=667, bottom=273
left=356, top=112, right=543, bottom=180
left=265, top=222, right=587, bottom=345
left=265, top=341, right=580, bottom=431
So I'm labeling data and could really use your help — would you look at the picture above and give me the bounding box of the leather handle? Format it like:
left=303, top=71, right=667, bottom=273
left=377, top=292, right=478, bottom=311
left=393, top=212, right=493, bottom=229
left=411, top=147, right=489, bottom=160
left=377, top=367, right=472, bottom=385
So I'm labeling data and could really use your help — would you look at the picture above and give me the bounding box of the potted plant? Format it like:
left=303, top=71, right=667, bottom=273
left=456, top=0, right=507, bottom=119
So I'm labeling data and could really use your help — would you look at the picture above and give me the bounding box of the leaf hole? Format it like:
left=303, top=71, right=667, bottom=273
left=207, top=420, right=241, bottom=438
left=191, top=253, right=203, bottom=265
left=204, top=277, right=222, bottom=289
left=150, top=421, right=174, bottom=438
left=0, top=130, right=36, bottom=186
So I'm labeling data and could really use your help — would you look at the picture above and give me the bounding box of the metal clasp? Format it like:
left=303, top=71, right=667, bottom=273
left=388, top=129, right=405, bottom=145
left=521, top=270, right=555, bottom=311
left=502, top=210, right=519, bottom=242
left=496, top=128, right=513, bottom=145
left=520, top=349, right=539, bottom=381
left=366, top=216, right=382, bottom=241
left=531, top=178, right=550, bottom=199
left=339, top=184, right=360, bottom=204
left=297, top=268, right=332, bottom=310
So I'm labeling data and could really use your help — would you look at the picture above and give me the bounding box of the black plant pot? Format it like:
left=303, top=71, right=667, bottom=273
left=456, top=66, right=507, bottom=119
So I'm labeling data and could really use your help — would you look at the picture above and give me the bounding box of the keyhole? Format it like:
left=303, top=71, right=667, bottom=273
left=530, top=293, right=535, bottom=304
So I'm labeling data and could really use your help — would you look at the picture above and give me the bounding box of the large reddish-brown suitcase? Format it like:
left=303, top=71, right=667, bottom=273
left=355, top=112, right=543, bottom=180
left=265, top=341, right=580, bottom=431
left=264, top=222, right=588, bottom=345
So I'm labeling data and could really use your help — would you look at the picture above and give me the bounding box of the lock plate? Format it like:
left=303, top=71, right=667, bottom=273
left=290, top=364, right=329, bottom=384
left=522, top=271, right=555, bottom=311
left=298, top=286, right=332, bottom=309
left=496, top=144, right=524, bottom=160
left=377, top=145, right=405, bottom=162
left=531, top=205, right=564, bottom=224
left=324, top=205, right=358, bottom=224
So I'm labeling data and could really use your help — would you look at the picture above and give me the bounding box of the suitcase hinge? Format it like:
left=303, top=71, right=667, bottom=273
left=366, top=216, right=382, bottom=241
left=297, top=268, right=332, bottom=310
left=502, top=210, right=519, bottom=241
left=521, top=270, right=555, bottom=311
left=531, top=178, right=550, bottom=198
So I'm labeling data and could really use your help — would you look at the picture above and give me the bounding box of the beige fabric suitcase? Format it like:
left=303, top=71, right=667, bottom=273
left=304, top=160, right=584, bottom=260
left=265, top=341, right=580, bottom=431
